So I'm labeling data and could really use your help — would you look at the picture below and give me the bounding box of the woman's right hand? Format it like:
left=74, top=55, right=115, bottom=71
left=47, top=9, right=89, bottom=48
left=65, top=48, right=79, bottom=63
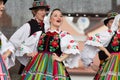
left=106, top=54, right=112, bottom=61
left=98, top=46, right=111, bottom=59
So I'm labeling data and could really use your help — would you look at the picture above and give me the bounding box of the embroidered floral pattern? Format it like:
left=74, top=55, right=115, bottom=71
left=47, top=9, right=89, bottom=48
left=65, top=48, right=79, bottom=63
left=20, top=47, right=24, bottom=51
left=108, top=29, right=112, bottom=33
left=67, top=45, right=79, bottom=49
left=38, top=30, right=78, bottom=52
left=38, top=32, right=60, bottom=52
left=70, top=40, right=74, bottom=43
left=88, top=33, right=101, bottom=43
left=49, top=33, right=59, bottom=52
left=38, top=33, right=46, bottom=51
left=61, top=33, right=65, bottom=37
left=111, top=31, right=120, bottom=52
left=60, top=32, right=70, bottom=38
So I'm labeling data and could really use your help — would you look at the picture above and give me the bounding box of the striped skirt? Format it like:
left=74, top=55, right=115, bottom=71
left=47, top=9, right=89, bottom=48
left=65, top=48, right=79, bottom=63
left=0, top=55, right=10, bottom=80
left=21, top=52, right=71, bottom=80
left=94, top=53, right=120, bottom=80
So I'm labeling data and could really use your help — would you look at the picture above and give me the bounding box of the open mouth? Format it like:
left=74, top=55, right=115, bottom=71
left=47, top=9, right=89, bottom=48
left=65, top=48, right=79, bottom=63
left=0, top=9, right=4, bottom=12
left=56, top=20, right=61, bottom=23
left=0, top=8, right=4, bottom=12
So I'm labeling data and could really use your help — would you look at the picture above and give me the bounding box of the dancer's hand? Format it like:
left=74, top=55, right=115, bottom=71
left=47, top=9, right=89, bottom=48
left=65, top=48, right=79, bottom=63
left=90, top=63, right=99, bottom=71
left=106, top=55, right=112, bottom=61
left=52, top=53, right=60, bottom=61
left=2, top=50, right=12, bottom=60
left=26, top=52, right=37, bottom=58
left=52, top=53, right=69, bottom=62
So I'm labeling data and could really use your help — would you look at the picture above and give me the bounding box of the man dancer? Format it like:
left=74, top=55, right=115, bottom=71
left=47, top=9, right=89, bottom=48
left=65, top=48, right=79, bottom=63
left=9, top=0, right=50, bottom=74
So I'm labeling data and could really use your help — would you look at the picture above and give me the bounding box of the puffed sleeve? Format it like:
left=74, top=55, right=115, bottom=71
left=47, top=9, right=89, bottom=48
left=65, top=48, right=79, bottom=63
left=81, top=30, right=114, bottom=67
left=9, top=23, right=30, bottom=49
left=16, top=31, right=42, bottom=66
left=86, top=30, right=113, bottom=47
left=60, top=31, right=80, bottom=68
left=0, top=31, right=15, bottom=69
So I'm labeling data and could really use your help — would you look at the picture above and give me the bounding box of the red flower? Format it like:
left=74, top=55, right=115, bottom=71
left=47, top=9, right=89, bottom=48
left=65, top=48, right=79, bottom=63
left=112, top=40, right=119, bottom=46
left=38, top=40, right=42, bottom=45
left=76, top=46, right=79, bottom=49
left=96, top=36, right=100, bottom=38
left=51, top=41, right=58, bottom=47
left=88, top=37, right=93, bottom=40
left=61, top=33, right=65, bottom=37
left=108, top=29, right=112, bottom=33
left=117, top=34, right=120, bottom=39
left=114, top=36, right=118, bottom=41
left=118, top=29, right=120, bottom=32
left=54, top=36, right=59, bottom=40
left=40, top=36, right=43, bottom=39
left=47, top=31, right=58, bottom=36
left=70, top=40, right=74, bottom=43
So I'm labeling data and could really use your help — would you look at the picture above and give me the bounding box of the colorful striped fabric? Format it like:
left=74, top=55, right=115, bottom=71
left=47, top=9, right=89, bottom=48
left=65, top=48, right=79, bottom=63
left=0, top=56, right=10, bottom=80
left=94, top=53, right=120, bottom=80
left=21, top=52, right=71, bottom=80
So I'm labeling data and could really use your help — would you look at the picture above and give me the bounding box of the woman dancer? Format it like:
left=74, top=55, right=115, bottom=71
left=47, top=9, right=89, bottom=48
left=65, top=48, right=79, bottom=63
left=18, top=8, right=80, bottom=80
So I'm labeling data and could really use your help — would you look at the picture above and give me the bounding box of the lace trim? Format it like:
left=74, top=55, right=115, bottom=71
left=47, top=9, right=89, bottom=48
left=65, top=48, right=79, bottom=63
left=101, top=71, right=120, bottom=76
left=22, top=71, right=69, bottom=78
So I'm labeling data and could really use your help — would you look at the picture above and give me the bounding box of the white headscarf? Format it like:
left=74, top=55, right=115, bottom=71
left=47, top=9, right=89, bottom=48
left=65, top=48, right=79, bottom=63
left=44, top=11, right=52, bottom=32
left=111, top=14, right=120, bottom=32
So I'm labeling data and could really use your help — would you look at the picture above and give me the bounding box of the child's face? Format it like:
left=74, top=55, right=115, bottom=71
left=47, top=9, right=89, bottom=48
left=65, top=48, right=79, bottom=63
left=107, top=19, right=114, bottom=29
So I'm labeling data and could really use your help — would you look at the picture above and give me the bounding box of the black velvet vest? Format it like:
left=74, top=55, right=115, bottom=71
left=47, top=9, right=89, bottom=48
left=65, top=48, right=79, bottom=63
left=28, top=19, right=45, bottom=36
left=99, top=32, right=120, bottom=60
left=37, top=31, right=62, bottom=56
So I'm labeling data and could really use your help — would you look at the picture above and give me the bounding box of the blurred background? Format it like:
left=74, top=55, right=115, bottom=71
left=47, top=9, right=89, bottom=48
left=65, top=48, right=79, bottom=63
left=0, top=0, right=120, bottom=80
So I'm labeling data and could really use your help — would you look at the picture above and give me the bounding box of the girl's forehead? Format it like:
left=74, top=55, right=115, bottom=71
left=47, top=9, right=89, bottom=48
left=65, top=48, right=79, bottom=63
left=52, top=11, right=62, bottom=15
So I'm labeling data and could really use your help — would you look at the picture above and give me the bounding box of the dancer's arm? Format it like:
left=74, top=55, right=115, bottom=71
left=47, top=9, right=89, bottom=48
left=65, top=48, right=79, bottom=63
left=98, top=46, right=111, bottom=58
left=52, top=53, right=69, bottom=62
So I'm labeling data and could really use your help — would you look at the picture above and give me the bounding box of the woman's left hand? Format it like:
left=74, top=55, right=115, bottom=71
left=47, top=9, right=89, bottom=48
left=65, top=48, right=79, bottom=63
left=52, top=53, right=60, bottom=61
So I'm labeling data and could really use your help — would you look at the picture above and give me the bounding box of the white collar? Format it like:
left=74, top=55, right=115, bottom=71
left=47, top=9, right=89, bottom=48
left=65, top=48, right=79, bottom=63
left=47, top=28, right=62, bottom=33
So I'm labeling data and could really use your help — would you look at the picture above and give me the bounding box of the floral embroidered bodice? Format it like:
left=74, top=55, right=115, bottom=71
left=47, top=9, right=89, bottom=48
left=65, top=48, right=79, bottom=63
left=37, top=31, right=62, bottom=56
left=107, top=30, right=120, bottom=52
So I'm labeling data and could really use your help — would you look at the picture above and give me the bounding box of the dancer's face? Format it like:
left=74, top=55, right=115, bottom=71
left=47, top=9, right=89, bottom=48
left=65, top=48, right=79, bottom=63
left=0, top=1, right=4, bottom=18
left=34, top=8, right=47, bottom=22
left=50, top=10, right=63, bottom=28
left=107, top=19, right=114, bottom=29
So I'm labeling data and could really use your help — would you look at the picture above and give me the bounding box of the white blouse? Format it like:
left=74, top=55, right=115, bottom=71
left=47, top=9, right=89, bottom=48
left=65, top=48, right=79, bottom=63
left=9, top=19, right=49, bottom=66
left=81, top=29, right=114, bottom=67
left=10, top=18, right=49, bottom=53
left=17, top=29, right=80, bottom=68
left=0, top=31, right=15, bottom=69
